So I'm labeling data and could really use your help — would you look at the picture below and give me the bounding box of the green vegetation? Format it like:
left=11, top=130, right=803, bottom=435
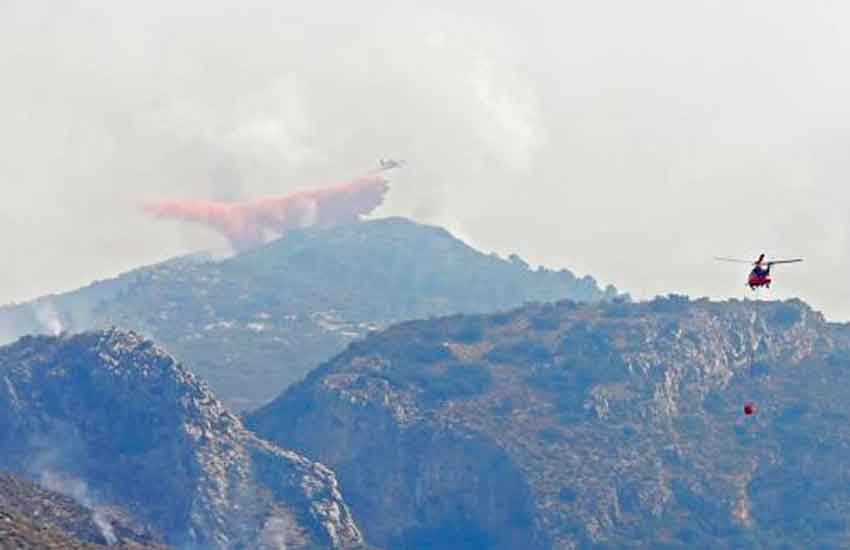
left=770, top=302, right=803, bottom=327
left=648, top=294, right=691, bottom=314
left=529, top=303, right=562, bottom=330
left=383, top=360, right=492, bottom=403
left=447, top=315, right=486, bottom=343
left=485, top=339, right=550, bottom=365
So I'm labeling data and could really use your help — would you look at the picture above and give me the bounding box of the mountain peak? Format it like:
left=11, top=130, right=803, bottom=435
left=0, top=216, right=620, bottom=410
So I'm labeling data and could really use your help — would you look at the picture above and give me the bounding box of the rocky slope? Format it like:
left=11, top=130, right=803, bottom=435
left=248, top=297, right=850, bottom=549
left=0, top=217, right=619, bottom=410
left=0, top=473, right=165, bottom=549
left=0, top=329, right=365, bottom=550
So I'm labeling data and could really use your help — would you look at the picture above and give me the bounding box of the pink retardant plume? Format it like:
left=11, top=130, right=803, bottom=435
left=141, top=171, right=390, bottom=251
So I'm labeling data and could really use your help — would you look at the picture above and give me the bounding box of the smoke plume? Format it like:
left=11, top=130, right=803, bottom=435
left=33, top=300, right=64, bottom=336
left=39, top=470, right=118, bottom=546
left=259, top=516, right=290, bottom=550
left=141, top=170, right=390, bottom=251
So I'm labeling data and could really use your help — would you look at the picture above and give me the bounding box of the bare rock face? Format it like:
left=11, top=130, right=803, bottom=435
left=0, top=329, right=365, bottom=550
left=249, top=298, right=850, bottom=549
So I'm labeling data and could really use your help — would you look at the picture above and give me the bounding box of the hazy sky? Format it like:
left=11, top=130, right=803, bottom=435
left=2, top=1, right=849, bottom=319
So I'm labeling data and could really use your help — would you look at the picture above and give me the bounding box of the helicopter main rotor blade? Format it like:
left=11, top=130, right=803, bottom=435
left=714, top=256, right=754, bottom=264
left=767, top=258, right=803, bottom=266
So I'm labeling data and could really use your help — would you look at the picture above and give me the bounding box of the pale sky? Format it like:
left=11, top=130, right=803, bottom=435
left=2, top=1, right=848, bottom=318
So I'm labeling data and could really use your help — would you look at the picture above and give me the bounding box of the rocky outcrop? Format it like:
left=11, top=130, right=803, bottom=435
left=0, top=329, right=365, bottom=550
left=249, top=298, right=850, bottom=549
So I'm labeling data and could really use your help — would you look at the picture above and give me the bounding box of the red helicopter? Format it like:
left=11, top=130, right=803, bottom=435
left=715, top=253, right=803, bottom=416
left=715, top=253, right=803, bottom=290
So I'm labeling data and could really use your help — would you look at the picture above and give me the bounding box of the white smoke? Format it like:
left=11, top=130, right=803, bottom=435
left=39, top=470, right=118, bottom=546
left=293, top=197, right=319, bottom=229
left=33, top=300, right=64, bottom=335
left=259, top=516, right=290, bottom=550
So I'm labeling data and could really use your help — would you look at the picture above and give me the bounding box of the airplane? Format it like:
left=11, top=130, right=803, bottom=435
left=378, top=159, right=406, bottom=170
left=715, top=253, right=803, bottom=290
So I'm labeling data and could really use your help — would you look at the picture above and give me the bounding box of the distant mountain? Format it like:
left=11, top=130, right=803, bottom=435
left=0, top=329, right=365, bottom=550
left=0, top=217, right=620, bottom=410
left=247, top=297, right=850, bottom=549
left=0, top=473, right=164, bottom=549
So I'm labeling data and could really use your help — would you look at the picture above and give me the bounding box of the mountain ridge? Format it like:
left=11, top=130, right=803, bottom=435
left=248, top=296, right=850, bottom=549
left=0, top=217, right=620, bottom=410
left=0, top=328, right=365, bottom=550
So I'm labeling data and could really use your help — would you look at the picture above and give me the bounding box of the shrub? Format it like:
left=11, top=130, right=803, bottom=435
left=384, top=339, right=452, bottom=365
left=602, top=301, right=632, bottom=318
left=485, top=339, right=550, bottom=365
left=384, top=360, right=492, bottom=403
left=559, top=322, right=609, bottom=356
left=770, top=302, right=802, bottom=327
left=450, top=316, right=485, bottom=343
left=490, top=311, right=515, bottom=326
left=558, top=487, right=578, bottom=502
left=436, top=361, right=492, bottom=399
left=530, top=311, right=561, bottom=330
left=555, top=390, right=589, bottom=423
left=827, top=349, right=850, bottom=367
left=539, top=427, right=562, bottom=443
left=648, top=294, right=691, bottom=313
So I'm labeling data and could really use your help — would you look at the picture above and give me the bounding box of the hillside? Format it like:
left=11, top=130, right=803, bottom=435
left=0, top=217, right=619, bottom=410
left=248, top=296, right=850, bottom=549
left=0, top=473, right=165, bottom=550
left=0, top=329, right=365, bottom=550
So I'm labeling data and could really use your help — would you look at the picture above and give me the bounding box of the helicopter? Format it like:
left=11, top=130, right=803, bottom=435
left=715, top=253, right=803, bottom=290
left=715, top=253, right=804, bottom=416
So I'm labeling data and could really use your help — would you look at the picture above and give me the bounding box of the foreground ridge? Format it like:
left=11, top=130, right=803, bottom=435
left=0, top=328, right=365, bottom=550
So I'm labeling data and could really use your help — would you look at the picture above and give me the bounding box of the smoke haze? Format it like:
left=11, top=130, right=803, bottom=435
left=2, top=1, right=850, bottom=318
